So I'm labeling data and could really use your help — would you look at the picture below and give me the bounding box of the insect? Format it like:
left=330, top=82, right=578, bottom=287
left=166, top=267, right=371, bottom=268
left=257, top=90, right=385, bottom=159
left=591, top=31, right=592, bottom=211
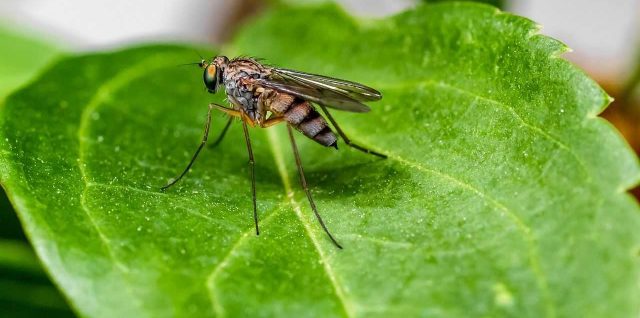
left=161, top=56, right=386, bottom=249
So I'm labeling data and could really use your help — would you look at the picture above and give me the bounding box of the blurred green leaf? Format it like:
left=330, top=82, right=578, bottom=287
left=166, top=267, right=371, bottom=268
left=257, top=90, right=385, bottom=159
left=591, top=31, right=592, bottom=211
left=0, top=190, right=26, bottom=241
left=620, top=47, right=640, bottom=114
left=0, top=24, right=72, bottom=318
left=0, top=240, right=74, bottom=318
left=423, top=0, right=504, bottom=9
left=277, top=0, right=504, bottom=11
left=1, top=2, right=639, bottom=317
left=0, top=24, right=60, bottom=99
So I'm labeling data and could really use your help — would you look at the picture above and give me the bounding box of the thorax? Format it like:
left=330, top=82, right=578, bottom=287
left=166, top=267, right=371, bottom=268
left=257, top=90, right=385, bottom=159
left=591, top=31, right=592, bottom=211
left=222, top=59, right=268, bottom=112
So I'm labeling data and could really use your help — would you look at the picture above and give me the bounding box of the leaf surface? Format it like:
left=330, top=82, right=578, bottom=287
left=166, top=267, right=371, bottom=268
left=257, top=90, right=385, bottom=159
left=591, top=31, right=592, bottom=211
left=1, top=3, right=639, bottom=317
left=0, top=25, right=73, bottom=318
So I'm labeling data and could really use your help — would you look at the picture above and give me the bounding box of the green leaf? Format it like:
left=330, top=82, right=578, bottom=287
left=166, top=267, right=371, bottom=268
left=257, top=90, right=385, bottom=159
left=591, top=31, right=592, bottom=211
left=0, top=24, right=73, bottom=318
left=0, top=190, right=75, bottom=318
left=0, top=240, right=74, bottom=318
left=1, top=2, right=639, bottom=317
left=0, top=24, right=60, bottom=99
left=423, top=0, right=504, bottom=9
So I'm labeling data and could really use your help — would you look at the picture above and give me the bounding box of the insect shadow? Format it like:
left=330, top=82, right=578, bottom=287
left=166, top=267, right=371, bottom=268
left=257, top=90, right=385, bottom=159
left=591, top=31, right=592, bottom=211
left=305, top=158, right=408, bottom=207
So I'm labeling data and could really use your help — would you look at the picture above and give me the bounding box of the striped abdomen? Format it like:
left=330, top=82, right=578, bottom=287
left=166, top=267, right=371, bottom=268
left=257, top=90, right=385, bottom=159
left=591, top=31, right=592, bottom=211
left=269, top=93, right=337, bottom=147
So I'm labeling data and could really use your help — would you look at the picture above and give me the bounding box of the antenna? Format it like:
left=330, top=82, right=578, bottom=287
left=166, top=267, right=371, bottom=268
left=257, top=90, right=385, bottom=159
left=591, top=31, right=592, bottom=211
left=194, top=50, right=205, bottom=61
left=177, top=62, right=203, bottom=67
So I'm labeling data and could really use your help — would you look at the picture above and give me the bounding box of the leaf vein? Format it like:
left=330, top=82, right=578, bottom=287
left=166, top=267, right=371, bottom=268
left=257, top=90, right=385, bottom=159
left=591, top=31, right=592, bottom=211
left=75, top=56, right=185, bottom=314
left=205, top=207, right=283, bottom=317
left=86, top=182, right=219, bottom=222
left=379, top=80, right=590, bottom=182
left=340, top=234, right=413, bottom=248
left=388, top=154, right=556, bottom=317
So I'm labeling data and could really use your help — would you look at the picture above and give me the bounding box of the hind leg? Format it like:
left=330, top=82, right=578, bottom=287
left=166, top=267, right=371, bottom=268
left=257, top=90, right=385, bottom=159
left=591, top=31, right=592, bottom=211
left=318, top=105, right=386, bottom=158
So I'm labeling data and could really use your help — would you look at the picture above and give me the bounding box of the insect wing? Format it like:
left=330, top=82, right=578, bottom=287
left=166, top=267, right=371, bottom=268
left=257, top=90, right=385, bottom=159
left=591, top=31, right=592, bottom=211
left=273, top=68, right=382, bottom=102
left=257, top=68, right=381, bottom=113
left=256, top=78, right=370, bottom=112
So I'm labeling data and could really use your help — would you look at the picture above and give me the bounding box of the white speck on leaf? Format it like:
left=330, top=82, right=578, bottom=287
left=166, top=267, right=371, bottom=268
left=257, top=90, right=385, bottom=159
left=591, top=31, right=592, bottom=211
left=493, top=283, right=514, bottom=307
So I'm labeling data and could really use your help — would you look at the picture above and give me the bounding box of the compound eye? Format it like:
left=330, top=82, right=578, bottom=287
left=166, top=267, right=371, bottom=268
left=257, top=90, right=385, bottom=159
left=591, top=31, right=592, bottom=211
left=203, top=64, right=218, bottom=92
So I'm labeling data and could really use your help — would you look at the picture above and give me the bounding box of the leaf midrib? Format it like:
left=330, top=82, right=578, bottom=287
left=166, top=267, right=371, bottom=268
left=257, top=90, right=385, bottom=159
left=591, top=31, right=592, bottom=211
left=266, top=128, right=355, bottom=318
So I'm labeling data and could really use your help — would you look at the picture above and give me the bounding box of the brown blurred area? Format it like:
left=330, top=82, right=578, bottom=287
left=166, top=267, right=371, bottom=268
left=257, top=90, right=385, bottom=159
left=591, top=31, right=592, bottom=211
left=601, top=75, right=640, bottom=198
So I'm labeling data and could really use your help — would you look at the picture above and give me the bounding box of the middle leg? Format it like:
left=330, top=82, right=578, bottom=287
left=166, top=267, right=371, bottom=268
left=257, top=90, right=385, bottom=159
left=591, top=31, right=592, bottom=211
left=242, top=120, right=259, bottom=235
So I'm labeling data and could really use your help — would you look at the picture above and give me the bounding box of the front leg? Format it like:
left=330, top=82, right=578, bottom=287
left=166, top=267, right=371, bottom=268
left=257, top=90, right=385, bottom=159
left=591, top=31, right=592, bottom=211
left=161, top=103, right=242, bottom=191
left=161, top=104, right=217, bottom=191
left=227, top=95, right=257, bottom=127
left=210, top=103, right=241, bottom=117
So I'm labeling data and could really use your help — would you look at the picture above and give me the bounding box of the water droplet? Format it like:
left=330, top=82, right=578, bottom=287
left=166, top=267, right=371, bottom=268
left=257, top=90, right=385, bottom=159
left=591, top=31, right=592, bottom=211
left=137, top=226, right=142, bottom=232
left=97, top=136, right=104, bottom=143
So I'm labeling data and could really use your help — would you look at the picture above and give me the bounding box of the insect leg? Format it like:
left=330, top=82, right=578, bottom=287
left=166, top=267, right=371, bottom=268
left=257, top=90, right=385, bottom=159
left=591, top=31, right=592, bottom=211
left=161, top=104, right=217, bottom=191
left=209, top=115, right=233, bottom=149
left=242, top=120, right=259, bottom=235
left=241, top=112, right=257, bottom=127
left=319, top=105, right=387, bottom=159
left=260, top=116, right=284, bottom=128
left=287, top=124, right=343, bottom=249
left=210, top=102, right=242, bottom=117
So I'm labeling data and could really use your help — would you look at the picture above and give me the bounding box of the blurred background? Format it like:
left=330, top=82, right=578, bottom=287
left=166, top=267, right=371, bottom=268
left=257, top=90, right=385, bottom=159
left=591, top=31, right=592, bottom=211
left=1, top=0, right=639, bottom=316
left=1, top=0, right=638, bottom=77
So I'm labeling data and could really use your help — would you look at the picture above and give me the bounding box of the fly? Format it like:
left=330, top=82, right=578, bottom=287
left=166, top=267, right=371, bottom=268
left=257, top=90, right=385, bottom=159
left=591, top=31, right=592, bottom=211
left=161, top=56, right=386, bottom=249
